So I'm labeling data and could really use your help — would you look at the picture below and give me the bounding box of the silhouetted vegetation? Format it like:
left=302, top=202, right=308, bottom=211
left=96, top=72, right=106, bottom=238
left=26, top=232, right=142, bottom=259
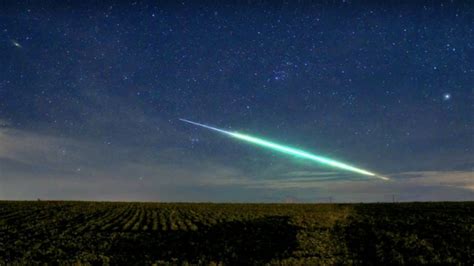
left=343, top=203, right=474, bottom=265
left=0, top=201, right=472, bottom=265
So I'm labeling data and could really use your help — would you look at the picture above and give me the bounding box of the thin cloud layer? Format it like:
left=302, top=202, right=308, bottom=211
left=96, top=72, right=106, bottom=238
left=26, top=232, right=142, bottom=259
left=1, top=125, right=473, bottom=202
left=0, top=126, right=248, bottom=201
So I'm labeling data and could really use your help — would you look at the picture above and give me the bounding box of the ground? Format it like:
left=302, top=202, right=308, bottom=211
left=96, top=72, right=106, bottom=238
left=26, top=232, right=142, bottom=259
left=1, top=201, right=473, bottom=265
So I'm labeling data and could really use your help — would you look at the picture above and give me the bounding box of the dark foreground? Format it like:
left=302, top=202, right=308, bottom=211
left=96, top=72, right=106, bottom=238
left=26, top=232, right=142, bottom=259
left=1, top=201, right=473, bottom=265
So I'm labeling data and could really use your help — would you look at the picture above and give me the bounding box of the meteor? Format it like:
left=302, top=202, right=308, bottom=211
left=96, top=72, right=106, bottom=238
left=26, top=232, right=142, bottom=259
left=180, top=119, right=389, bottom=180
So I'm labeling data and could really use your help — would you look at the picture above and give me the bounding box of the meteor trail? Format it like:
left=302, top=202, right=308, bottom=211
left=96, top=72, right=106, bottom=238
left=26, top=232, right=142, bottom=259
left=180, top=119, right=389, bottom=180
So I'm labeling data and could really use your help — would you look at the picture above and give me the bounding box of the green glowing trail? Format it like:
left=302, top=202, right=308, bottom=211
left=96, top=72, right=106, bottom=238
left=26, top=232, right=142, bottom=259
left=180, top=119, right=389, bottom=180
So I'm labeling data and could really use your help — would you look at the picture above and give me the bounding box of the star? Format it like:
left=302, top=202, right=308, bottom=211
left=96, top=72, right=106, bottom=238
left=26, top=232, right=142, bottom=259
left=11, top=39, right=22, bottom=48
left=443, top=93, right=451, bottom=101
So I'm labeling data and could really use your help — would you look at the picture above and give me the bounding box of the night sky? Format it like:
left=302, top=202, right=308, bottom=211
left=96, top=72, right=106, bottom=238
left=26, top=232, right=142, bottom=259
left=1, top=1, right=473, bottom=202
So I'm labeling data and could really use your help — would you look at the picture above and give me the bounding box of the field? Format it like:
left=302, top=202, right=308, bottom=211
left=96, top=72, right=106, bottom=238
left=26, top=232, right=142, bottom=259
left=1, top=201, right=473, bottom=265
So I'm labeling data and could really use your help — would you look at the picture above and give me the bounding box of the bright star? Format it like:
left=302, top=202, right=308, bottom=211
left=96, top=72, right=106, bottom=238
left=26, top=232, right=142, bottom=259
left=443, top=93, right=451, bottom=101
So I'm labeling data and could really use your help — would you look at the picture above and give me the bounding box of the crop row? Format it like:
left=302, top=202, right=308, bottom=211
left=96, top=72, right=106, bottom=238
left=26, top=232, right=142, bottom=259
left=1, top=201, right=473, bottom=265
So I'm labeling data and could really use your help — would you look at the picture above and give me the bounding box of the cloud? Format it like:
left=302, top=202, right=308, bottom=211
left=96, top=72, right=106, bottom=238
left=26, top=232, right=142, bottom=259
left=280, top=171, right=341, bottom=177
left=1, top=124, right=473, bottom=202
left=0, top=119, right=10, bottom=127
left=199, top=168, right=474, bottom=202
left=321, top=170, right=474, bottom=202
left=0, top=126, right=250, bottom=201
left=395, top=171, right=474, bottom=191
